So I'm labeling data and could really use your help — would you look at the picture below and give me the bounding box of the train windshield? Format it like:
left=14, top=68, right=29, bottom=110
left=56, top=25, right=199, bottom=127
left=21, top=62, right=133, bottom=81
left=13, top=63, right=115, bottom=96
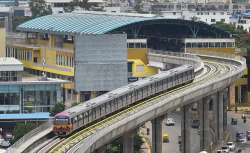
left=54, top=117, right=69, bottom=125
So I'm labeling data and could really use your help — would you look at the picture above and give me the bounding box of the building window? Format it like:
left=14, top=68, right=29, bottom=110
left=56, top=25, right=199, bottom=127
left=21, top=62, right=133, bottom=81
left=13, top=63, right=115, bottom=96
left=64, top=35, right=74, bottom=43
left=186, top=43, right=191, bottom=48
left=128, top=43, right=134, bottom=48
left=209, top=43, right=215, bottom=48
left=221, top=19, right=225, bottom=22
left=34, top=57, right=38, bottom=63
left=136, top=65, right=144, bottom=72
left=40, top=33, right=49, bottom=40
left=56, top=54, right=74, bottom=67
left=215, top=42, right=221, bottom=48
left=211, top=19, right=216, bottom=22
left=127, top=62, right=133, bottom=73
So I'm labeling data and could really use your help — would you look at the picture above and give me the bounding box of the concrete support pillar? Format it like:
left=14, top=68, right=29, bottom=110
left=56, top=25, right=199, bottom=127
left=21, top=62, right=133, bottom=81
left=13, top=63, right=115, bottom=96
left=65, top=88, right=68, bottom=102
left=181, top=105, right=191, bottom=153
left=56, top=88, right=62, bottom=103
left=122, top=130, right=135, bottom=153
left=213, top=94, right=219, bottom=144
left=218, top=91, right=224, bottom=141
left=49, top=91, right=54, bottom=112
left=76, top=92, right=80, bottom=103
left=223, top=89, right=228, bottom=131
left=199, top=98, right=209, bottom=152
left=42, top=91, right=47, bottom=112
left=237, top=85, right=242, bottom=104
left=229, top=83, right=235, bottom=108
left=152, top=115, right=164, bottom=153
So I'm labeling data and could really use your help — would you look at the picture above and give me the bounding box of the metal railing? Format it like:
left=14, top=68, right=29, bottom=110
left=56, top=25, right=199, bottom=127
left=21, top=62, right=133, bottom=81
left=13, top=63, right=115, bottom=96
left=187, top=50, right=246, bottom=67
left=6, top=120, right=53, bottom=153
left=148, top=49, right=204, bottom=72
left=6, top=38, right=73, bottom=53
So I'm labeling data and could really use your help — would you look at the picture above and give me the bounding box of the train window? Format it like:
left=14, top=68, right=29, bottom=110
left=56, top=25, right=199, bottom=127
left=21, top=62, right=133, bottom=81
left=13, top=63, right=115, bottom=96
left=84, top=112, right=88, bottom=123
left=74, top=117, right=77, bottom=122
left=93, top=108, right=96, bottom=119
left=79, top=114, right=83, bottom=119
left=54, top=118, right=69, bottom=125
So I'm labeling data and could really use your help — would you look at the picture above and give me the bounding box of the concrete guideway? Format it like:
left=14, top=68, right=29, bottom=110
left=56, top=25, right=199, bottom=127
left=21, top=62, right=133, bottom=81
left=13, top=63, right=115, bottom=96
left=48, top=52, right=245, bottom=153
left=12, top=50, right=206, bottom=153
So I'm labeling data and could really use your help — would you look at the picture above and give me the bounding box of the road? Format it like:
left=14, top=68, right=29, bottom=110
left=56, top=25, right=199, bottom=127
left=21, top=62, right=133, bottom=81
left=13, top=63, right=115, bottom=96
left=143, top=111, right=200, bottom=153
left=227, top=111, right=250, bottom=153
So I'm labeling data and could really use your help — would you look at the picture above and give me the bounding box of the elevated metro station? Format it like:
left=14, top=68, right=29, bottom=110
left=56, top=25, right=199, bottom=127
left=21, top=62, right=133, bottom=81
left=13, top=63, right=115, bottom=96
left=3, top=12, right=248, bottom=107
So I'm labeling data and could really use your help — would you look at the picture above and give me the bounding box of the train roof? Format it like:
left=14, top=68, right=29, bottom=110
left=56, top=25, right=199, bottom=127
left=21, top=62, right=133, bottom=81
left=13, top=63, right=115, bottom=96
left=59, top=65, right=193, bottom=117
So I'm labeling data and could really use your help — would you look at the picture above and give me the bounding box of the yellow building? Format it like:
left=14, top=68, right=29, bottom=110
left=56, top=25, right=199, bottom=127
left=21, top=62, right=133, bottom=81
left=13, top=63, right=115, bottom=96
left=0, top=27, right=6, bottom=57
left=4, top=15, right=159, bottom=106
left=5, top=36, right=157, bottom=105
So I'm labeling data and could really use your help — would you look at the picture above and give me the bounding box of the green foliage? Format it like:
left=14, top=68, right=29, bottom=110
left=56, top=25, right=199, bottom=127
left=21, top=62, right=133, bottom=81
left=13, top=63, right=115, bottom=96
left=11, top=122, right=36, bottom=144
left=237, top=33, right=250, bottom=53
left=13, top=16, right=32, bottom=31
left=213, top=22, right=250, bottom=53
left=213, top=22, right=247, bottom=36
left=71, top=102, right=78, bottom=107
left=64, top=0, right=78, bottom=12
left=14, top=0, right=19, bottom=6
left=134, top=0, right=143, bottom=13
left=50, top=102, right=65, bottom=116
left=134, top=133, right=144, bottom=153
left=63, top=0, right=90, bottom=12
left=106, top=138, right=121, bottom=153
left=29, top=0, right=52, bottom=18
left=105, top=133, right=144, bottom=153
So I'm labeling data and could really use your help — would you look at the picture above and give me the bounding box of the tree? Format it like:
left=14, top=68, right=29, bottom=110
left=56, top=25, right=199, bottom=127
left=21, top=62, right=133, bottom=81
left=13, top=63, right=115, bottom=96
left=213, top=22, right=250, bottom=53
left=134, top=0, right=143, bottom=13
left=64, top=0, right=78, bottom=12
left=50, top=102, right=65, bottom=116
left=134, top=133, right=144, bottom=153
left=29, top=0, right=52, bottom=18
left=14, top=0, right=19, bottom=6
left=213, top=22, right=246, bottom=35
left=79, top=0, right=90, bottom=10
left=63, top=0, right=90, bottom=12
left=13, top=16, right=31, bottom=31
left=11, top=122, right=36, bottom=144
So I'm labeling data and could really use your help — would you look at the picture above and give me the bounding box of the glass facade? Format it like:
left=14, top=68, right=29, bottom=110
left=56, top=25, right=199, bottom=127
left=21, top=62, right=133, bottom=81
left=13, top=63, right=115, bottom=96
left=0, top=83, right=62, bottom=114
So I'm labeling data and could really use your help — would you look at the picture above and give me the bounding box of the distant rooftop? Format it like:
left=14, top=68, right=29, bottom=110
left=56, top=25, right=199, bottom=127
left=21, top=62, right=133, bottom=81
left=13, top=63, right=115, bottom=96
left=0, top=57, right=23, bottom=71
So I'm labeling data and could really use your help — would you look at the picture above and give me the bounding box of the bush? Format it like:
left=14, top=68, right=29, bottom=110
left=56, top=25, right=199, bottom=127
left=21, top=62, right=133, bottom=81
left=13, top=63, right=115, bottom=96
left=50, top=102, right=65, bottom=116
left=11, top=122, right=36, bottom=144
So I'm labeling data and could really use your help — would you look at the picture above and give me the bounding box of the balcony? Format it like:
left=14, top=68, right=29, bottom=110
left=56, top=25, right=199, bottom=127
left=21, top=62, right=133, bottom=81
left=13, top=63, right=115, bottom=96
left=6, top=38, right=74, bottom=53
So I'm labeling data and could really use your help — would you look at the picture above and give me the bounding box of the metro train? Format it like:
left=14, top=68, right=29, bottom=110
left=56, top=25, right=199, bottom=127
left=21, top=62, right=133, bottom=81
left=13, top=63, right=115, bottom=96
left=53, top=65, right=195, bottom=136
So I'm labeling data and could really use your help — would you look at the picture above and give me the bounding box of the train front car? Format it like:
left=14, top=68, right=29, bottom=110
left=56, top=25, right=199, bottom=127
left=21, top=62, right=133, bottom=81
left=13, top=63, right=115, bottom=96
left=53, top=112, right=72, bottom=136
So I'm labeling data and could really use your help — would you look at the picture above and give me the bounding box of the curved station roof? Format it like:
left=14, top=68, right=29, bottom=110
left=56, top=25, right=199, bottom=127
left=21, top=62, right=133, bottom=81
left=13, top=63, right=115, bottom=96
left=17, top=12, right=230, bottom=38
left=17, top=13, right=157, bottom=35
